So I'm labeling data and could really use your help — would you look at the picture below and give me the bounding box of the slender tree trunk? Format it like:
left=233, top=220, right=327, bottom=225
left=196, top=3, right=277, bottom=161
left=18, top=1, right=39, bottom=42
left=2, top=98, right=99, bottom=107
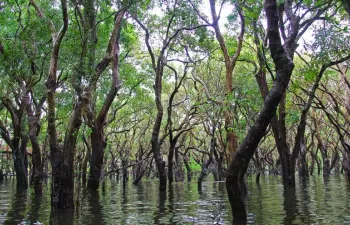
left=168, top=142, right=175, bottom=184
left=184, top=154, right=192, bottom=182
left=151, top=66, right=166, bottom=191
left=198, top=127, right=216, bottom=188
left=299, top=140, right=308, bottom=178
left=254, top=150, right=261, bottom=183
left=81, top=138, right=90, bottom=184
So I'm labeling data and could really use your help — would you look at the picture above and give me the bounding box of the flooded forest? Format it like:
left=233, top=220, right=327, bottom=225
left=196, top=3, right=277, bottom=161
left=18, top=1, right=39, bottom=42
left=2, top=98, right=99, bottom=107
left=0, top=0, right=350, bottom=224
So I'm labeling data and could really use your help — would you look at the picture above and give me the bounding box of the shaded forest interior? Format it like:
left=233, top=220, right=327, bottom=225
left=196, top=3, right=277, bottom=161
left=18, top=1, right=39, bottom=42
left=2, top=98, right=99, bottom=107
left=0, top=0, right=350, bottom=222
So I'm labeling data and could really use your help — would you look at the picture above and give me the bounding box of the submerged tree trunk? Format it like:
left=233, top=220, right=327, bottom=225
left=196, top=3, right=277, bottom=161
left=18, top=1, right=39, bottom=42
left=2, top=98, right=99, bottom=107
left=183, top=153, right=192, bottom=182
left=168, top=142, right=176, bottom=184
left=24, top=92, right=45, bottom=195
left=13, top=145, right=28, bottom=189
left=88, top=126, right=106, bottom=190
left=87, top=8, right=126, bottom=190
left=82, top=135, right=91, bottom=184
left=208, top=0, right=244, bottom=164
left=226, top=0, right=294, bottom=220
left=299, top=138, right=308, bottom=179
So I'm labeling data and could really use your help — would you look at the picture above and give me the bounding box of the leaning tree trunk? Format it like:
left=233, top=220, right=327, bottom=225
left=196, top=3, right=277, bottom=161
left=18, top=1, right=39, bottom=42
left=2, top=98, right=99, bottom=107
left=252, top=16, right=296, bottom=187
left=226, top=0, right=294, bottom=220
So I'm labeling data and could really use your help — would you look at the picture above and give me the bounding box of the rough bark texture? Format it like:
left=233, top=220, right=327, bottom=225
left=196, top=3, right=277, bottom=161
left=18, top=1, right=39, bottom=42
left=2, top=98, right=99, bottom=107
left=0, top=96, right=28, bottom=189
left=226, top=0, right=294, bottom=220
left=24, top=92, right=44, bottom=195
left=87, top=6, right=126, bottom=191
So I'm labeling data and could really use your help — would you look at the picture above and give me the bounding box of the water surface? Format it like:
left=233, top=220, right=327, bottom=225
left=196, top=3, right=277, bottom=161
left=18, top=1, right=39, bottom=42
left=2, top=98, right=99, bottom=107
left=0, top=175, right=349, bottom=224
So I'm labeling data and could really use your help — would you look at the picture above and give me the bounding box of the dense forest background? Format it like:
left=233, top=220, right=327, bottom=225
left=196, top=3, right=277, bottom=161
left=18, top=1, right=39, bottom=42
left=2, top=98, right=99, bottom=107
left=0, top=0, right=349, bottom=221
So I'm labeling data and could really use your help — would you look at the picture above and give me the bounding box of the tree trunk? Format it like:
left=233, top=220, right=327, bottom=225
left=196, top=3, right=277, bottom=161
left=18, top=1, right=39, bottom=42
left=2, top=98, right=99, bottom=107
left=198, top=127, right=216, bottom=188
left=309, top=151, right=315, bottom=176
left=254, top=150, right=261, bottom=183
left=87, top=127, right=105, bottom=190
left=183, top=154, right=192, bottom=182
left=174, top=146, right=185, bottom=182
left=151, top=76, right=166, bottom=191
left=122, top=159, right=128, bottom=183
left=0, top=169, right=3, bottom=182
left=13, top=140, right=28, bottom=189
left=29, top=130, right=43, bottom=195
left=25, top=92, right=44, bottom=195
left=226, top=0, right=294, bottom=219
left=81, top=141, right=90, bottom=184
left=87, top=8, right=125, bottom=190
left=343, top=152, right=350, bottom=182
left=168, top=142, right=175, bottom=184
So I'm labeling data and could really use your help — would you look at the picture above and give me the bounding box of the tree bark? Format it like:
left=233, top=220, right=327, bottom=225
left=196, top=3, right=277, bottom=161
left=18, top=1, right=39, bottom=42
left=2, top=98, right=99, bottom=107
left=226, top=0, right=294, bottom=220
left=209, top=0, right=244, bottom=164
left=198, top=126, right=216, bottom=188
left=87, top=6, right=126, bottom=191
left=183, top=153, right=192, bottom=182
left=25, top=93, right=44, bottom=195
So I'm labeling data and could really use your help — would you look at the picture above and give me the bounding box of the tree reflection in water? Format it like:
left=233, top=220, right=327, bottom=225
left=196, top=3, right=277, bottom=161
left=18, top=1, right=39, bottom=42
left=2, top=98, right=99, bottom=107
left=0, top=176, right=349, bottom=224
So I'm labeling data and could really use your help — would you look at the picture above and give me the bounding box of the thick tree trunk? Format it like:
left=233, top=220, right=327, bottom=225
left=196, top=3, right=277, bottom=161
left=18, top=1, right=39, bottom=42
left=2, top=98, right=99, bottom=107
left=25, top=92, right=44, bottom=195
left=29, top=132, right=43, bottom=195
left=87, top=8, right=125, bottom=190
left=226, top=0, right=294, bottom=220
left=13, top=146, right=28, bottom=189
left=87, top=127, right=105, bottom=189
left=275, top=137, right=296, bottom=186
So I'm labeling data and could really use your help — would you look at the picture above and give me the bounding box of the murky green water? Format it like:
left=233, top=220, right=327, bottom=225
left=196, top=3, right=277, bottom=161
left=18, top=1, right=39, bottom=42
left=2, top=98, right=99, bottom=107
left=0, top=175, right=349, bottom=224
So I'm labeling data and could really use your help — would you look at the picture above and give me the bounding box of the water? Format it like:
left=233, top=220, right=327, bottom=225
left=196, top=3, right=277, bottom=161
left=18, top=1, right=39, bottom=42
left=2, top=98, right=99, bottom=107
left=0, top=175, right=349, bottom=224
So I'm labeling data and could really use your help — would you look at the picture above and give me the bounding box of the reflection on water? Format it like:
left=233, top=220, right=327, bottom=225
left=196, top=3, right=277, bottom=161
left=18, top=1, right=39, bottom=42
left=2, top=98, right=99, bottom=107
left=0, top=175, right=349, bottom=224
